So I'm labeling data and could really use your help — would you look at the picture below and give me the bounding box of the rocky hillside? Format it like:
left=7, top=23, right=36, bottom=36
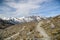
left=0, top=15, right=60, bottom=40
left=39, top=15, right=60, bottom=40
left=0, top=21, right=39, bottom=40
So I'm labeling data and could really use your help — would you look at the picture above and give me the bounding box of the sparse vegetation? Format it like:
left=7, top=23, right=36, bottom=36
left=0, top=15, right=60, bottom=40
left=40, top=15, right=60, bottom=40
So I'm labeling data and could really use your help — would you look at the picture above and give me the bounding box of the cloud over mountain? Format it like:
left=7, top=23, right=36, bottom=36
left=0, top=0, right=60, bottom=17
left=0, top=0, right=51, bottom=17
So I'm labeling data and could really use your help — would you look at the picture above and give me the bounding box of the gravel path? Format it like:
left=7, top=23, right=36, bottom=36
left=36, top=22, right=51, bottom=40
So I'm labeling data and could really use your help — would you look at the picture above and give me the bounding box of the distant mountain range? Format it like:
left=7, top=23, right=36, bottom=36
left=0, top=16, right=45, bottom=29
left=0, top=16, right=46, bottom=24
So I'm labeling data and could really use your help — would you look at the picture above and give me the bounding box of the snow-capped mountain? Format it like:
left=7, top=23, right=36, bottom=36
left=0, top=16, right=45, bottom=24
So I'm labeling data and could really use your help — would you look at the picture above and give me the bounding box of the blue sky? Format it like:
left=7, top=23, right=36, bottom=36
left=0, top=0, right=60, bottom=18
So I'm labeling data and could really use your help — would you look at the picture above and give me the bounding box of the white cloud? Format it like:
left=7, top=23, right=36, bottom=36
left=7, top=2, right=40, bottom=16
left=1, top=0, right=51, bottom=17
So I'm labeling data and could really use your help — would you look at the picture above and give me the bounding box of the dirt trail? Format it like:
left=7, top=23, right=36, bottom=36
left=36, top=22, right=51, bottom=40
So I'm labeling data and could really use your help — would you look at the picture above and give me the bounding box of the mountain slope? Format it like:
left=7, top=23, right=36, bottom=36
left=0, top=15, right=60, bottom=40
left=0, top=18, right=14, bottom=29
left=39, top=15, right=60, bottom=40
